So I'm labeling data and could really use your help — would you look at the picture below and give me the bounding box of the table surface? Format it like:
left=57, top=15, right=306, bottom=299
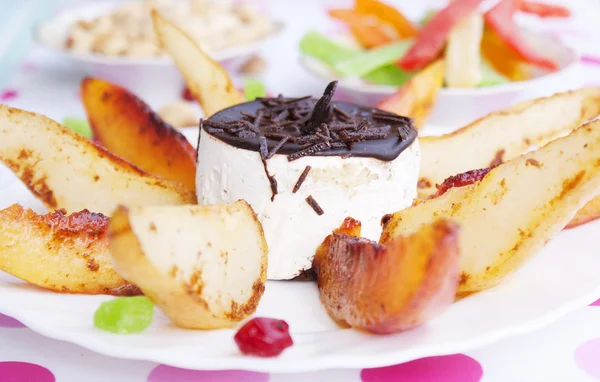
left=2, top=0, right=600, bottom=381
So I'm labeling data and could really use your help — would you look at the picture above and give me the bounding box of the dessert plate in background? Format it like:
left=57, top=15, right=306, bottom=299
left=0, top=128, right=599, bottom=373
left=35, top=1, right=284, bottom=102
left=300, top=29, right=579, bottom=127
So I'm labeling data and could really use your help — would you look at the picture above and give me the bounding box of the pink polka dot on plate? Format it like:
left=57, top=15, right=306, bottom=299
left=20, top=63, right=36, bottom=72
left=0, top=313, right=24, bottom=328
left=0, top=362, right=55, bottom=382
left=147, top=365, right=269, bottom=382
left=575, top=338, right=600, bottom=379
left=590, top=298, right=600, bottom=306
left=361, top=354, right=483, bottom=382
left=0, top=89, right=18, bottom=102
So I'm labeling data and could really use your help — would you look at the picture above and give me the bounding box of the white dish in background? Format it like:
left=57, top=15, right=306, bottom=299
left=300, top=29, right=579, bottom=127
left=0, top=127, right=599, bottom=373
left=35, top=1, right=284, bottom=103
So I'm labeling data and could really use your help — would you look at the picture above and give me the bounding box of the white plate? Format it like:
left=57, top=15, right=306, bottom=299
left=1, top=128, right=599, bottom=373
left=35, top=1, right=284, bottom=103
left=300, top=30, right=579, bottom=127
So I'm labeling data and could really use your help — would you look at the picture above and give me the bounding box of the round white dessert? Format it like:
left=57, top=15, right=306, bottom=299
left=196, top=131, right=420, bottom=280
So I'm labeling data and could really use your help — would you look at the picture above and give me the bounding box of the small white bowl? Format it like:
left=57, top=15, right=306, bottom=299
left=300, top=29, right=579, bottom=127
left=36, top=1, right=283, bottom=104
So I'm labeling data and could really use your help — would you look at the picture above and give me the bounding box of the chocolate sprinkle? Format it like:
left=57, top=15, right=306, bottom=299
left=261, top=158, right=278, bottom=201
left=293, top=166, right=312, bottom=193
left=305, top=195, right=324, bottom=216
left=288, top=141, right=330, bottom=162
left=259, top=136, right=268, bottom=159
left=303, top=81, right=337, bottom=134
left=266, top=136, right=290, bottom=159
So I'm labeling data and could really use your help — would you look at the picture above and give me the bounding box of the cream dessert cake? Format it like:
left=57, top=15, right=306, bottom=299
left=196, top=82, right=420, bottom=280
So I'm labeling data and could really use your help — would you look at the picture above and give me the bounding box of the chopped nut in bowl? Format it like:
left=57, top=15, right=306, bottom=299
left=36, top=0, right=283, bottom=103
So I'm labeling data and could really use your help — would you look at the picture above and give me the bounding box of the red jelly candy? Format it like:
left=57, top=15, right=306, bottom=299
left=234, top=317, right=293, bottom=357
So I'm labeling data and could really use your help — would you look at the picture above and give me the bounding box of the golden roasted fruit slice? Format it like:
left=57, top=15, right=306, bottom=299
left=313, top=218, right=460, bottom=334
left=376, top=59, right=444, bottom=129
left=382, top=119, right=600, bottom=295
left=566, top=197, right=600, bottom=229
left=0, top=204, right=139, bottom=296
left=81, top=77, right=197, bottom=192
left=109, top=201, right=268, bottom=329
left=0, top=106, right=195, bottom=214
left=429, top=168, right=600, bottom=230
left=418, top=88, right=600, bottom=196
left=152, top=10, right=244, bottom=117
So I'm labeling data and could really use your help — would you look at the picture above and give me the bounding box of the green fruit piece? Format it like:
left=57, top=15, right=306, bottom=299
left=94, top=296, right=154, bottom=334
left=63, top=117, right=93, bottom=139
left=299, top=30, right=357, bottom=67
left=479, top=59, right=509, bottom=87
left=363, top=65, right=413, bottom=86
left=244, top=78, right=267, bottom=101
left=333, top=39, right=413, bottom=78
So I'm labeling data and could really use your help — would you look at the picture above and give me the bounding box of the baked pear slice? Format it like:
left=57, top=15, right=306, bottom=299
left=376, top=59, right=444, bottom=129
left=418, top=87, right=600, bottom=197
left=313, top=217, right=460, bottom=334
left=0, top=204, right=139, bottom=296
left=382, top=119, right=600, bottom=295
left=0, top=105, right=195, bottom=214
left=109, top=200, right=268, bottom=329
left=152, top=10, right=244, bottom=117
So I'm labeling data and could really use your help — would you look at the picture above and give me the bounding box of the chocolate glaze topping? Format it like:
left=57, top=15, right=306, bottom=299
left=201, top=81, right=417, bottom=162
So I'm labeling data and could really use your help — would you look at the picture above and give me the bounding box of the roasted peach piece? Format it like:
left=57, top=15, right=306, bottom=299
left=0, top=204, right=139, bottom=296
left=81, top=77, right=197, bottom=192
left=313, top=218, right=460, bottom=334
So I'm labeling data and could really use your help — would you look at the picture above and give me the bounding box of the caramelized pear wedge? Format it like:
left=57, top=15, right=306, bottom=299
left=0, top=204, right=139, bottom=296
left=313, top=218, right=460, bottom=334
left=418, top=88, right=600, bottom=197
left=376, top=59, right=444, bottom=129
left=152, top=10, right=244, bottom=117
left=81, top=77, right=197, bottom=192
left=382, top=119, right=600, bottom=295
left=566, top=197, right=600, bottom=229
left=109, top=201, right=268, bottom=329
left=0, top=106, right=195, bottom=214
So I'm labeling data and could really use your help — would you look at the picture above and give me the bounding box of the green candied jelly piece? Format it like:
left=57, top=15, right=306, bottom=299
left=479, top=59, right=509, bottom=87
left=63, top=116, right=93, bottom=139
left=299, top=30, right=357, bottom=67
left=333, top=39, right=413, bottom=78
left=94, top=296, right=154, bottom=334
left=244, top=78, right=267, bottom=101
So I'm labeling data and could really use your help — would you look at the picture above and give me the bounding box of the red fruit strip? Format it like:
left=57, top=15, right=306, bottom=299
left=518, top=1, right=570, bottom=18
left=484, top=0, right=559, bottom=70
left=398, top=0, right=484, bottom=71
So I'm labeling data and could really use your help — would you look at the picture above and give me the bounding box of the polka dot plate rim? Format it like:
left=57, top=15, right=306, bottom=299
left=1, top=148, right=600, bottom=373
